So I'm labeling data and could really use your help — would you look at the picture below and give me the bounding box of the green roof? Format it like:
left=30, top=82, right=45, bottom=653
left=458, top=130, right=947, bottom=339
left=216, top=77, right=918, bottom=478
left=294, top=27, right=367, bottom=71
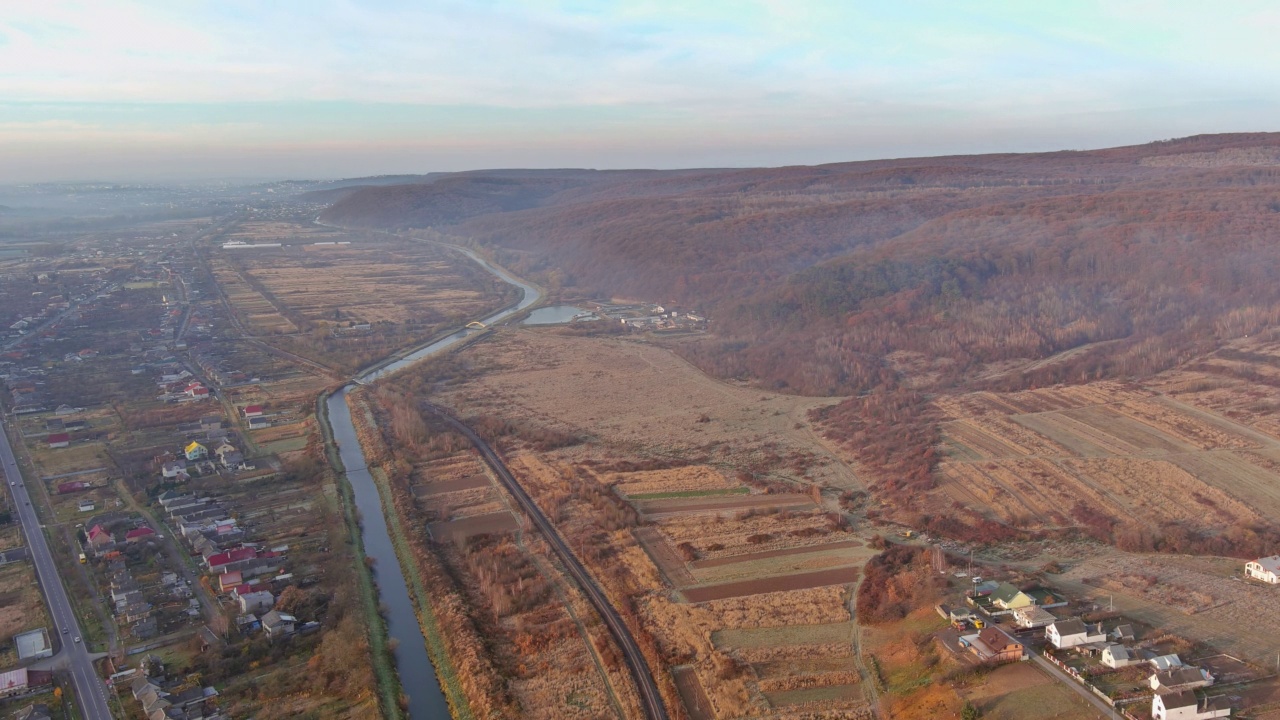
left=990, top=582, right=1027, bottom=604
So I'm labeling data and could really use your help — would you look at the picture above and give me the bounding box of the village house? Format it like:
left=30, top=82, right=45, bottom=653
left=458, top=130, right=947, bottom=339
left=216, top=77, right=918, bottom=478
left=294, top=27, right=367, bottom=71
left=261, top=609, right=297, bottom=639
left=959, top=626, right=1024, bottom=664
left=1151, top=667, right=1214, bottom=692
left=1151, top=654, right=1185, bottom=671
left=161, top=458, right=188, bottom=479
left=237, top=590, right=274, bottom=614
left=1046, top=618, right=1105, bottom=649
left=247, top=416, right=271, bottom=430
left=990, top=583, right=1036, bottom=610
left=86, top=524, right=114, bottom=551
left=1245, top=555, right=1280, bottom=584
left=45, top=432, right=69, bottom=449
left=78, top=499, right=95, bottom=513
left=184, top=441, right=207, bottom=461
left=1152, top=690, right=1231, bottom=720
left=183, top=382, right=210, bottom=400
left=125, top=527, right=156, bottom=543
left=217, top=571, right=244, bottom=592
left=1111, top=624, right=1137, bottom=642
left=241, top=404, right=264, bottom=418
left=1100, top=643, right=1136, bottom=668
left=1012, top=605, right=1057, bottom=629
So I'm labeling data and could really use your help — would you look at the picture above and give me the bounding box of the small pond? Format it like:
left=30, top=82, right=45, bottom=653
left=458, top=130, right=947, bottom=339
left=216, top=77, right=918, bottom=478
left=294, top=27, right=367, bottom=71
left=522, top=305, right=599, bottom=325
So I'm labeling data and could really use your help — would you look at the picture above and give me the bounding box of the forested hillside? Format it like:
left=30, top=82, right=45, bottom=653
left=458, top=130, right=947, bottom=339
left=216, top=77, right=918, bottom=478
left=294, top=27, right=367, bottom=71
left=322, top=133, right=1280, bottom=539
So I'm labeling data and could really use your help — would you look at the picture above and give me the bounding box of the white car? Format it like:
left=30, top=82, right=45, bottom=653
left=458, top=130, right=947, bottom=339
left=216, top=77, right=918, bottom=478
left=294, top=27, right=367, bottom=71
left=74, top=637, right=80, bottom=644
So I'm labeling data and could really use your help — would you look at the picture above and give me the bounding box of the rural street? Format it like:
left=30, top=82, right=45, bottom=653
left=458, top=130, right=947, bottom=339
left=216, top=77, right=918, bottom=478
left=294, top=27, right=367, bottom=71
left=0, top=417, right=114, bottom=719
left=1030, top=653, right=1123, bottom=719
left=424, top=401, right=671, bottom=720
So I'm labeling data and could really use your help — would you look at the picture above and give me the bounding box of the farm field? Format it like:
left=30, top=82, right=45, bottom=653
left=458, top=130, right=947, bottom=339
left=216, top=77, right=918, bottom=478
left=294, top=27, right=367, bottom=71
left=410, top=329, right=879, bottom=719
left=210, top=220, right=511, bottom=372
left=933, top=374, right=1280, bottom=537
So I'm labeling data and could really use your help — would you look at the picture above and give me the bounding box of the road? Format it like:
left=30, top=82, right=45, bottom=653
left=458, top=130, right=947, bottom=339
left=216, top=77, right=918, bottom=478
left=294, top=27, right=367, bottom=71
left=0, top=419, right=114, bottom=719
left=422, top=402, right=670, bottom=720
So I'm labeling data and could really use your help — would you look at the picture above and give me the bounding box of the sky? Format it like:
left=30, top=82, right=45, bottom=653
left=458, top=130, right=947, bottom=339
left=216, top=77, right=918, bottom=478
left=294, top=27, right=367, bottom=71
left=2, top=0, right=1278, bottom=182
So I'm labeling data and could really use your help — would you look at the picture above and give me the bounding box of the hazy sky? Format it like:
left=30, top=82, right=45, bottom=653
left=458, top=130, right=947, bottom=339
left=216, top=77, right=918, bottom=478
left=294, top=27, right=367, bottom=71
left=2, top=1, right=1278, bottom=182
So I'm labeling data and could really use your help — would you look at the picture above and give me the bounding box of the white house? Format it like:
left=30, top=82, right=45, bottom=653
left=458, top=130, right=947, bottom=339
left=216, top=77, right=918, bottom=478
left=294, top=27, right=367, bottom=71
left=1152, top=690, right=1231, bottom=720
left=236, top=591, right=275, bottom=614
left=1245, top=555, right=1280, bottom=584
left=1100, top=644, right=1136, bottom=668
left=1046, top=618, right=1105, bottom=649
left=1012, top=606, right=1056, bottom=629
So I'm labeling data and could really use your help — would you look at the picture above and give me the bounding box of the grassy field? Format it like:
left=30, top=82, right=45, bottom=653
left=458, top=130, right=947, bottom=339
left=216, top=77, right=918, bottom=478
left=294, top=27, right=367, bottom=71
left=0, top=562, right=50, bottom=666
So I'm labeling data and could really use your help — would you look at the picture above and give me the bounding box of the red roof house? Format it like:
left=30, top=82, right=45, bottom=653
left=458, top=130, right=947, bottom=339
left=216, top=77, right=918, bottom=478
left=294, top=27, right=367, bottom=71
left=57, top=480, right=90, bottom=494
left=242, top=405, right=264, bottom=418
left=86, top=524, right=113, bottom=547
left=124, top=527, right=156, bottom=542
left=46, top=433, right=70, bottom=449
left=206, top=546, right=258, bottom=572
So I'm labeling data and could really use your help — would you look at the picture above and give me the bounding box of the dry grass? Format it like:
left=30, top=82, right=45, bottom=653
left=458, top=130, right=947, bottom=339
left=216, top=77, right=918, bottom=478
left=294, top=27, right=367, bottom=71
left=610, top=465, right=738, bottom=496
left=0, top=563, right=50, bottom=666
left=934, top=370, right=1280, bottom=536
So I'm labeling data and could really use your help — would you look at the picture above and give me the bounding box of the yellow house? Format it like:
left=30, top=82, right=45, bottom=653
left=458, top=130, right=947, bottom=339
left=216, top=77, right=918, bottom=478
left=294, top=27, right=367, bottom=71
left=990, top=583, right=1035, bottom=610
left=184, top=441, right=208, bottom=461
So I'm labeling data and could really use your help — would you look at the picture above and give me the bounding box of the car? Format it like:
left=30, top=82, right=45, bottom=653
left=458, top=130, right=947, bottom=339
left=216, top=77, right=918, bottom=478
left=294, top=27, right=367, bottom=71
left=62, top=628, right=68, bottom=634
left=74, top=637, right=80, bottom=643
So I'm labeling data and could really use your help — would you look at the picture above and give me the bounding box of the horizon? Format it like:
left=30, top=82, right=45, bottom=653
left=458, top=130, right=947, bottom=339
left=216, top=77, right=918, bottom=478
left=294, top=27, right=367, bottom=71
left=4, top=1, right=1279, bottom=182
left=8, top=129, right=1276, bottom=188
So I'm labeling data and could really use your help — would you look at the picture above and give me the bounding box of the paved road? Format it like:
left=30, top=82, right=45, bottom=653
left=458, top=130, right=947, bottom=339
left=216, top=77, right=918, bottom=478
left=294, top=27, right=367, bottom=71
left=0, top=418, right=114, bottom=719
left=423, top=402, right=670, bottom=720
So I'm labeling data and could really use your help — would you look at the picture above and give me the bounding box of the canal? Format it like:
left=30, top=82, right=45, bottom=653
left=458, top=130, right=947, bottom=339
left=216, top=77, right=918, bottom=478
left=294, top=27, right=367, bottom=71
left=326, top=245, right=541, bottom=719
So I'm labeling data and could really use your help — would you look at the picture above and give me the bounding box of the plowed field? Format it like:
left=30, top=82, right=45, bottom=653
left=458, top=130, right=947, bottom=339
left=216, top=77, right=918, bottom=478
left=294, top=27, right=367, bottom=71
left=936, top=375, right=1280, bottom=535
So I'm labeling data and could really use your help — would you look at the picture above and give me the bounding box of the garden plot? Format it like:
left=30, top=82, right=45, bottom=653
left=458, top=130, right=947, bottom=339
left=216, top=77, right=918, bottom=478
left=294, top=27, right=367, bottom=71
left=633, top=492, right=815, bottom=518
left=683, top=566, right=861, bottom=603
left=610, top=465, right=739, bottom=496
left=428, top=511, right=520, bottom=544
left=689, top=541, right=871, bottom=586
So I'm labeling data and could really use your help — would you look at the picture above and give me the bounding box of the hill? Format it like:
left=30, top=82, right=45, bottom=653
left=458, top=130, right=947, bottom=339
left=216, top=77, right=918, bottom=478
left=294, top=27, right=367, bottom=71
left=321, top=133, right=1280, bottom=545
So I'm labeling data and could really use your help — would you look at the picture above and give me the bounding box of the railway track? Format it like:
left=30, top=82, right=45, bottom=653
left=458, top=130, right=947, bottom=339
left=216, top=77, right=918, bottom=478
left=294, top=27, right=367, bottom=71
left=423, top=402, right=670, bottom=720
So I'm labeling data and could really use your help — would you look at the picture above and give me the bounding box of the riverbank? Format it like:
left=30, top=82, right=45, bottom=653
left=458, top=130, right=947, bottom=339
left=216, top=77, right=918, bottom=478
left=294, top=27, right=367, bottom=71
left=312, top=223, right=544, bottom=719
left=345, top=388, right=490, bottom=720
left=316, top=391, right=405, bottom=720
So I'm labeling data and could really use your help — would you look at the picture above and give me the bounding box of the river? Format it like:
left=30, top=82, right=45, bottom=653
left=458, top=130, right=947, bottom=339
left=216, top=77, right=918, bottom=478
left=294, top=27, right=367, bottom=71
left=325, top=245, right=541, bottom=719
